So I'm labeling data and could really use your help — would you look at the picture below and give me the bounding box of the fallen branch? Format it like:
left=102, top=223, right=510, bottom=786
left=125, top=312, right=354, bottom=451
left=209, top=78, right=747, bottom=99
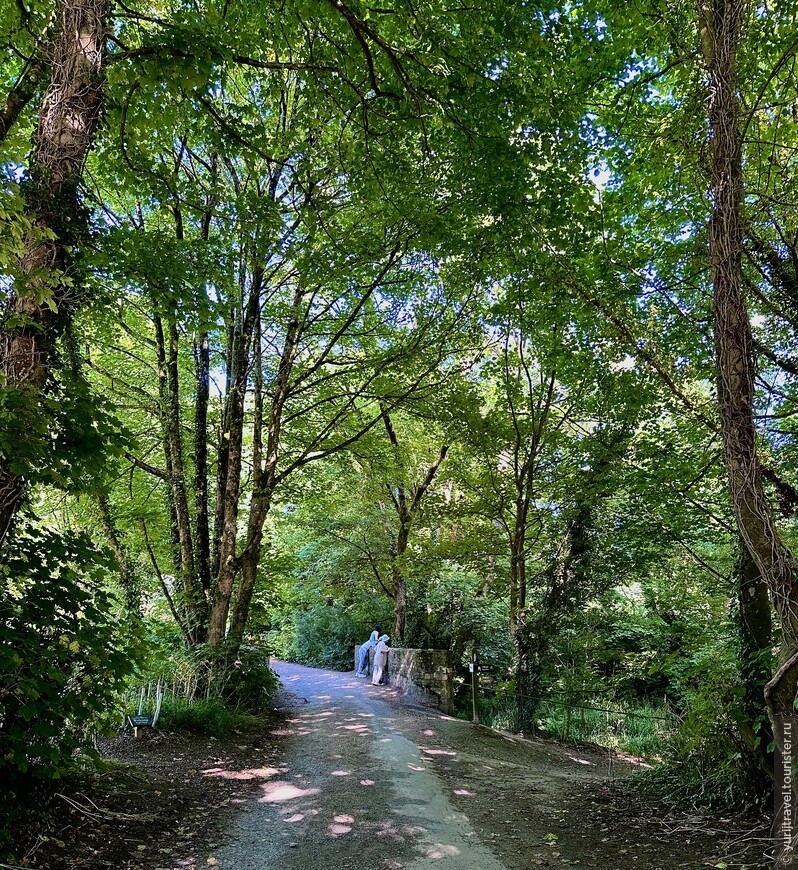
left=55, top=792, right=155, bottom=822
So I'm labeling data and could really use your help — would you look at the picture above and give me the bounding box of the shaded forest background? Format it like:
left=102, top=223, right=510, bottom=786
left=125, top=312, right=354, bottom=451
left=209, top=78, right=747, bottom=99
left=2, top=0, right=798, bottom=824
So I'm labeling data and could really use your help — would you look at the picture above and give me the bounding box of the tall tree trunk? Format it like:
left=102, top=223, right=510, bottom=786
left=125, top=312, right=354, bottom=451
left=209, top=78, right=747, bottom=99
left=699, top=0, right=798, bottom=753
left=228, top=284, right=304, bottom=646
left=97, top=492, right=139, bottom=614
left=229, top=490, right=273, bottom=645
left=193, top=188, right=215, bottom=610
left=381, top=410, right=448, bottom=644
left=153, top=310, right=201, bottom=640
left=165, top=316, right=200, bottom=625
left=153, top=314, right=183, bottom=581
left=194, top=329, right=211, bottom=609
left=392, top=521, right=411, bottom=642
left=511, top=496, right=531, bottom=723
left=735, top=541, right=773, bottom=785
left=510, top=495, right=528, bottom=629
left=211, top=306, right=237, bottom=580
left=0, top=0, right=108, bottom=546
left=207, top=268, right=262, bottom=645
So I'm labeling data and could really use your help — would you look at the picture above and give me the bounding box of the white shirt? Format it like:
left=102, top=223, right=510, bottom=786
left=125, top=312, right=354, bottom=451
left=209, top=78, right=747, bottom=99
left=374, top=640, right=390, bottom=667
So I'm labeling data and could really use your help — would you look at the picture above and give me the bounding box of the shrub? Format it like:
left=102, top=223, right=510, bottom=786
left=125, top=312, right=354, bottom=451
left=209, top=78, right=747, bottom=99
left=293, top=606, right=361, bottom=670
left=217, top=645, right=278, bottom=711
left=137, top=642, right=278, bottom=714
left=0, top=525, right=141, bottom=783
left=472, top=694, right=675, bottom=758
left=638, top=663, right=770, bottom=809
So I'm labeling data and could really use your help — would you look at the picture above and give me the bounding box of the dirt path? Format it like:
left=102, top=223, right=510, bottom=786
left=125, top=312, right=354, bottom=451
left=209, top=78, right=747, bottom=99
left=206, top=661, right=767, bottom=870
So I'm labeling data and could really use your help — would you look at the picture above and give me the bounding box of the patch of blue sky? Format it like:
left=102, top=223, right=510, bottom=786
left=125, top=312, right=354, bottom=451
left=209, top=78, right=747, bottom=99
left=1, top=162, right=26, bottom=183
left=209, top=365, right=226, bottom=398
left=536, top=5, right=607, bottom=40
left=485, top=56, right=509, bottom=81
left=588, top=163, right=612, bottom=192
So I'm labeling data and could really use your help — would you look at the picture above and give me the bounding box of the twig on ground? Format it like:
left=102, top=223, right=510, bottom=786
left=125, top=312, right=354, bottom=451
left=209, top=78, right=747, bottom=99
left=55, top=792, right=155, bottom=822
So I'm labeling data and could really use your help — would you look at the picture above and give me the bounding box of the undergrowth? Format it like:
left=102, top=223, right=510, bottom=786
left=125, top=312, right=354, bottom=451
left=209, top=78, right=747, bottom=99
left=472, top=694, right=770, bottom=810
left=148, top=696, right=264, bottom=738
left=472, top=695, right=676, bottom=759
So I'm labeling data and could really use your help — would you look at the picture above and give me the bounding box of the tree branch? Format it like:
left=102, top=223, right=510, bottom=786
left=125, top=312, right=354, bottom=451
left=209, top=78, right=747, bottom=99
left=125, top=451, right=169, bottom=481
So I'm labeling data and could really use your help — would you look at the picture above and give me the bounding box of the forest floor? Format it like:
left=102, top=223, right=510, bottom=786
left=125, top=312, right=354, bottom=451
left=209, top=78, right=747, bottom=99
left=3, top=660, right=771, bottom=870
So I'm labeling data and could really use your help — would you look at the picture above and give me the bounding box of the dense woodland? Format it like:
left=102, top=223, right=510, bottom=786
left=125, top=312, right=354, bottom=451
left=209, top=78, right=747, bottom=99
left=2, top=0, right=798, bottom=827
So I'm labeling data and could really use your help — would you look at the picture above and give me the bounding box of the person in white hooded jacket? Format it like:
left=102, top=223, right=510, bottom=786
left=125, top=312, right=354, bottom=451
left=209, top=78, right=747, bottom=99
left=371, top=635, right=391, bottom=686
left=355, top=625, right=381, bottom=676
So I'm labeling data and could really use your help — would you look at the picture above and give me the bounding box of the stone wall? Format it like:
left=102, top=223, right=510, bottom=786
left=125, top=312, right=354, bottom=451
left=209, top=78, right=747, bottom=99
left=354, top=646, right=454, bottom=714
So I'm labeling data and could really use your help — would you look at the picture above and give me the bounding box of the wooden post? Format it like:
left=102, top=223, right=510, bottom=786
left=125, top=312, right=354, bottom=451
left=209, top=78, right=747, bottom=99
left=471, top=653, right=479, bottom=724
left=565, top=703, right=572, bottom=741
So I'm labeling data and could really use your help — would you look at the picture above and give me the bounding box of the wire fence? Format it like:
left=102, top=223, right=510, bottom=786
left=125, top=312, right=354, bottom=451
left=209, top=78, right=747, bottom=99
left=471, top=681, right=679, bottom=755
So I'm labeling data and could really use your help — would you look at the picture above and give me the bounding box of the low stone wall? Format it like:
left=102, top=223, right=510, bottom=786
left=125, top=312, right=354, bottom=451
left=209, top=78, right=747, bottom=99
left=354, top=646, right=454, bottom=714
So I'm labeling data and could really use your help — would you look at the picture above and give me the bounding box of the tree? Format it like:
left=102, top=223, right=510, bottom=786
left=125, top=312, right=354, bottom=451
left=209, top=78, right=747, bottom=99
left=0, top=0, right=108, bottom=544
left=379, top=408, right=448, bottom=642
left=696, top=0, right=798, bottom=767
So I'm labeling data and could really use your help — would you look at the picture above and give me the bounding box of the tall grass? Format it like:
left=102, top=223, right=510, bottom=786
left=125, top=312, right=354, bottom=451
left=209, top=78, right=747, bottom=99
left=154, top=696, right=264, bottom=738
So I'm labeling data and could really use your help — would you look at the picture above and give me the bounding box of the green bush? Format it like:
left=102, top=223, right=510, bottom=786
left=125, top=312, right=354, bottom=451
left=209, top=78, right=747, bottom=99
left=218, top=645, right=278, bottom=711
left=535, top=699, right=673, bottom=757
left=0, top=525, right=141, bottom=783
left=266, top=616, right=297, bottom=662
left=638, top=651, right=770, bottom=809
left=293, top=606, right=361, bottom=670
left=137, top=642, right=278, bottom=713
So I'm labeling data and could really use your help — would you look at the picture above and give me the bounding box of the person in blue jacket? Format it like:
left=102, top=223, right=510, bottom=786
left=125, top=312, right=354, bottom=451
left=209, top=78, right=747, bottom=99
left=355, top=625, right=380, bottom=677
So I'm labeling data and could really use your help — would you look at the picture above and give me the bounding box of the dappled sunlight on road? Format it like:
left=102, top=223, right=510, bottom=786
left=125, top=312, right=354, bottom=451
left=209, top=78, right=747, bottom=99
left=327, top=824, right=351, bottom=836
left=202, top=661, right=515, bottom=869
left=374, top=818, right=408, bottom=842
left=614, top=750, right=653, bottom=768
left=183, top=661, right=713, bottom=870
left=202, top=766, right=283, bottom=780
left=276, top=666, right=370, bottom=694
left=426, top=843, right=461, bottom=858
left=259, top=781, right=321, bottom=803
left=566, top=754, right=594, bottom=766
left=272, top=724, right=314, bottom=736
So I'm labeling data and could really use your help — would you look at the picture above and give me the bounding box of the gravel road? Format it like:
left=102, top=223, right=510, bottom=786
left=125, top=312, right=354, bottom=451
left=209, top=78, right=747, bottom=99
left=211, top=661, right=508, bottom=869
left=206, top=661, right=763, bottom=870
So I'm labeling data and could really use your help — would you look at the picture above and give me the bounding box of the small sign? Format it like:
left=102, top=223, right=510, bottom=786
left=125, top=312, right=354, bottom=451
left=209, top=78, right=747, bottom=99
left=468, top=663, right=474, bottom=672
left=128, top=715, right=153, bottom=727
